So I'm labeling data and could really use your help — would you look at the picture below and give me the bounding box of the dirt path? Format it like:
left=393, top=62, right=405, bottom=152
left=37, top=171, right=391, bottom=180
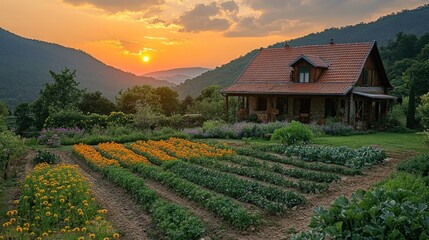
left=51, top=150, right=153, bottom=240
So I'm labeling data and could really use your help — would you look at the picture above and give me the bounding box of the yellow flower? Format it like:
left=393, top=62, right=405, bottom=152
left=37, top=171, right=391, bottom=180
left=88, top=233, right=95, bottom=238
left=13, top=200, right=19, bottom=205
left=78, top=237, right=85, bottom=240
left=42, top=232, right=48, bottom=237
left=113, top=233, right=120, bottom=239
left=45, top=211, right=51, bottom=216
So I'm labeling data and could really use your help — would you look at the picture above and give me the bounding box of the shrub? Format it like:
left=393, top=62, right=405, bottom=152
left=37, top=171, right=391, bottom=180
left=33, top=150, right=59, bottom=165
left=397, top=154, right=429, bottom=183
left=0, top=131, right=25, bottom=179
left=271, top=121, right=313, bottom=145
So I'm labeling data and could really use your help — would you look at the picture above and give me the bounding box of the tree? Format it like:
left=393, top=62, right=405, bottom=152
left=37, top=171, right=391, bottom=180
left=195, top=85, right=223, bottom=102
left=14, top=103, right=34, bottom=135
left=0, top=131, right=24, bottom=179
left=0, top=102, right=8, bottom=116
left=79, top=91, right=116, bottom=115
left=417, top=93, right=429, bottom=129
left=191, top=85, right=225, bottom=120
left=181, top=95, right=194, bottom=113
left=116, top=85, right=161, bottom=114
left=154, top=87, right=180, bottom=116
left=32, top=68, right=84, bottom=129
left=133, top=104, right=164, bottom=129
left=405, top=60, right=429, bottom=102
left=406, top=78, right=416, bottom=129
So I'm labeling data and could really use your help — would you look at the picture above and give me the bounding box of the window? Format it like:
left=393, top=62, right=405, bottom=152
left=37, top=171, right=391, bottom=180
left=257, top=97, right=267, bottom=111
left=298, top=67, right=310, bottom=83
left=363, top=68, right=369, bottom=86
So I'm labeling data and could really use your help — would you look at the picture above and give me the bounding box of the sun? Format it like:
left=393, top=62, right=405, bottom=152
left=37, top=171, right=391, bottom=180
left=142, top=55, right=150, bottom=63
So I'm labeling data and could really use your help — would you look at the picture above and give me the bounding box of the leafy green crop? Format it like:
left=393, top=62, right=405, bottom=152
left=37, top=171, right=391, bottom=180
left=163, top=161, right=306, bottom=214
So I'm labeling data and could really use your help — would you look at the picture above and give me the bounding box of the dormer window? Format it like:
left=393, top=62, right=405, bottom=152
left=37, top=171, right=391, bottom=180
left=298, top=67, right=310, bottom=83
left=289, top=54, right=329, bottom=83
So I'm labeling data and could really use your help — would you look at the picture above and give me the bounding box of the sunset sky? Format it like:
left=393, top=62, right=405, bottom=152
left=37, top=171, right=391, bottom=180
left=1, top=0, right=426, bottom=75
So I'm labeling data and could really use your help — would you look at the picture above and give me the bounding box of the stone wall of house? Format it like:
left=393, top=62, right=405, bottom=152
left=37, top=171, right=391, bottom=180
left=310, top=96, right=325, bottom=123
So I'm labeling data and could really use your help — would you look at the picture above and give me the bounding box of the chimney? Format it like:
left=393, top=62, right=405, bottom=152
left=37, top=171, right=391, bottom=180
left=330, top=38, right=334, bottom=44
left=284, top=42, right=289, bottom=48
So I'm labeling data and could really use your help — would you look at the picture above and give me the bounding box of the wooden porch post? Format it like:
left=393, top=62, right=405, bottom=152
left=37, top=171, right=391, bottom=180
left=225, top=94, right=229, bottom=122
left=349, top=93, right=355, bottom=126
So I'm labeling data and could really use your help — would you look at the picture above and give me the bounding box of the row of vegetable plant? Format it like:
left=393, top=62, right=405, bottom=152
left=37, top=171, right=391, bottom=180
left=0, top=163, right=119, bottom=240
left=235, top=147, right=361, bottom=175
left=259, top=145, right=386, bottom=169
left=96, top=142, right=260, bottom=230
left=186, top=157, right=329, bottom=193
left=148, top=138, right=235, bottom=159
left=162, top=160, right=306, bottom=214
left=72, top=144, right=206, bottom=240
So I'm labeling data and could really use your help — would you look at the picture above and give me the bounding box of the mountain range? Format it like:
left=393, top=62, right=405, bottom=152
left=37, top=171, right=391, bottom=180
left=143, top=67, right=210, bottom=84
left=1, top=4, right=429, bottom=107
left=175, top=4, right=429, bottom=98
left=0, top=28, right=172, bottom=108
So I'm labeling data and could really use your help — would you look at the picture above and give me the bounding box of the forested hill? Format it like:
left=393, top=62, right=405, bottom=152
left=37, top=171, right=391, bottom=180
left=0, top=28, right=172, bottom=108
left=175, top=4, right=429, bottom=98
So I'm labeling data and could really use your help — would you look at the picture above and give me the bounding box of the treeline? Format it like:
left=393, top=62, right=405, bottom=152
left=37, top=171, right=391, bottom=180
left=380, top=32, right=429, bottom=129
left=6, top=68, right=235, bottom=135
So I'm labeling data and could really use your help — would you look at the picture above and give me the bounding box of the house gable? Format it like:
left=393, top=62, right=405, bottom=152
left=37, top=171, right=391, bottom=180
left=221, top=42, right=387, bottom=96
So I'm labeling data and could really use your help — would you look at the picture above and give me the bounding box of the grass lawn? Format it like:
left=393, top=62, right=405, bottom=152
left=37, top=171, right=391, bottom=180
left=207, top=132, right=428, bottom=157
left=314, top=132, right=427, bottom=156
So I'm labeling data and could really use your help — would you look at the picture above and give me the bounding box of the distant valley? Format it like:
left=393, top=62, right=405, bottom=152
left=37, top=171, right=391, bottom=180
left=143, top=67, right=211, bottom=84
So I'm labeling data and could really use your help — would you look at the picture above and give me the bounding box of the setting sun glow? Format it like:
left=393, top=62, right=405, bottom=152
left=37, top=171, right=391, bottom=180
left=142, top=56, right=150, bottom=63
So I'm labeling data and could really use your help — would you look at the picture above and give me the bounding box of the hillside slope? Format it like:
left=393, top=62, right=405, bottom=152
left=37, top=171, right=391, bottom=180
left=175, top=4, right=429, bottom=98
left=0, top=28, right=172, bottom=107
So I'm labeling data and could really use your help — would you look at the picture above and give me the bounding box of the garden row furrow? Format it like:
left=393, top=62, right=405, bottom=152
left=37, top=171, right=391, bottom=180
left=97, top=142, right=260, bottom=230
left=162, top=160, right=306, bottom=214
left=235, top=147, right=360, bottom=176
left=72, top=144, right=206, bottom=240
left=186, top=157, right=329, bottom=193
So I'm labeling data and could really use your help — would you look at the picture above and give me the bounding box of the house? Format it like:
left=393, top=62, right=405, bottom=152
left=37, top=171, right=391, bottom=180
left=220, top=41, right=396, bottom=129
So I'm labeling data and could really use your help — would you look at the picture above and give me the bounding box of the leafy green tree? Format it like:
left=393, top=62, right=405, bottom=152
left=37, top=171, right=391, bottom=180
left=154, top=87, right=180, bottom=116
left=0, top=131, right=25, bottom=179
left=116, top=85, right=161, bottom=114
left=405, top=60, right=429, bottom=102
left=406, top=78, right=416, bottom=129
left=181, top=95, right=194, bottom=113
left=0, top=101, right=8, bottom=116
left=417, top=93, right=429, bottom=129
left=195, top=85, right=223, bottom=102
left=133, top=104, right=164, bottom=129
left=191, top=85, right=225, bottom=120
left=14, top=103, right=34, bottom=135
left=32, top=68, right=84, bottom=129
left=79, top=91, right=116, bottom=115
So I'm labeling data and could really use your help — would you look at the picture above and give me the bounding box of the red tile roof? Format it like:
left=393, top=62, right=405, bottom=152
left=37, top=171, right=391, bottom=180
left=222, top=42, right=375, bottom=95
left=289, top=54, right=329, bottom=68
